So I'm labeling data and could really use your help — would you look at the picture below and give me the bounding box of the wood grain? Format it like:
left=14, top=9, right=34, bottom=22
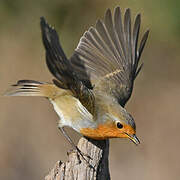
left=45, top=137, right=110, bottom=180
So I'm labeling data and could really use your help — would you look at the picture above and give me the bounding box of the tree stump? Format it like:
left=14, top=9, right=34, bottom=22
left=45, top=137, right=110, bottom=180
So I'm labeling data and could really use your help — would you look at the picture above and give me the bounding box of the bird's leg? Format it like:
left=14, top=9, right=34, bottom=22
left=58, top=127, right=94, bottom=169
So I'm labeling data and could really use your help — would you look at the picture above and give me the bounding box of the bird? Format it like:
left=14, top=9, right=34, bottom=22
left=5, top=7, right=149, bottom=148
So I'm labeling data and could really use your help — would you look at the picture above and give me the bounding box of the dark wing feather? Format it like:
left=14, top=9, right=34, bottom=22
left=70, top=53, right=93, bottom=89
left=40, top=17, right=95, bottom=114
left=75, top=7, right=149, bottom=107
left=40, top=17, right=74, bottom=87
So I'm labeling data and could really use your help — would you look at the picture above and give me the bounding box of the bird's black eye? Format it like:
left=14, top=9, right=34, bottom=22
left=117, top=122, right=123, bottom=129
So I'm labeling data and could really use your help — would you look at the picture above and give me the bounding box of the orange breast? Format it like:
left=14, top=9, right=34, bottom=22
left=80, top=123, right=135, bottom=140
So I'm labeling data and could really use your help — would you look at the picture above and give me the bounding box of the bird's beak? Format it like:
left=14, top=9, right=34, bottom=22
left=125, top=133, right=140, bottom=145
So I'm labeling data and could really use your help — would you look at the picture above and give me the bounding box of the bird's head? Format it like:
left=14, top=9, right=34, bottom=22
left=100, top=108, right=140, bottom=145
left=110, top=111, right=140, bottom=145
left=80, top=104, right=140, bottom=145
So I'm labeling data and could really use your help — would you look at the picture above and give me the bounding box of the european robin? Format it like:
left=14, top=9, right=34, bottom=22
left=5, top=7, right=149, bottom=147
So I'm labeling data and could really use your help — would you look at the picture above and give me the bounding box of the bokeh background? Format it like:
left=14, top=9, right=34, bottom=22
left=0, top=0, right=180, bottom=179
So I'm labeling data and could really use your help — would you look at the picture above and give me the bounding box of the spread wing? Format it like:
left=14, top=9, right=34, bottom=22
left=40, top=17, right=95, bottom=114
left=74, top=7, right=149, bottom=107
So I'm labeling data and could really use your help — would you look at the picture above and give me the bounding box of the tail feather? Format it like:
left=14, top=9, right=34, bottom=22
left=4, top=80, right=47, bottom=97
left=4, top=80, right=65, bottom=99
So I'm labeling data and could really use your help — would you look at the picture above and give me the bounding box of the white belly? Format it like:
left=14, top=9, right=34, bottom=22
left=50, top=95, right=94, bottom=132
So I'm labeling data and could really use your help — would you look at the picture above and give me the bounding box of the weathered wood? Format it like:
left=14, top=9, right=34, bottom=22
left=45, top=137, right=110, bottom=180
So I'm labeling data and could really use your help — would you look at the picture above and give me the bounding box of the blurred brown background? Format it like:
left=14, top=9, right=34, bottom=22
left=0, top=0, right=180, bottom=179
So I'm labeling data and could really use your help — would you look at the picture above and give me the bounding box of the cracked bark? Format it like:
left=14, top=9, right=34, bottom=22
left=45, top=137, right=110, bottom=180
